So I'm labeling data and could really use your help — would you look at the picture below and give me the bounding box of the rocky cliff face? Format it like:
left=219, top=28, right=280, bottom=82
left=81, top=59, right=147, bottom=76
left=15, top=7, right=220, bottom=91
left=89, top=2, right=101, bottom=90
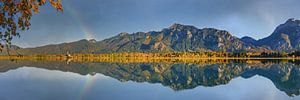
left=96, top=23, right=263, bottom=53
left=256, top=18, right=300, bottom=51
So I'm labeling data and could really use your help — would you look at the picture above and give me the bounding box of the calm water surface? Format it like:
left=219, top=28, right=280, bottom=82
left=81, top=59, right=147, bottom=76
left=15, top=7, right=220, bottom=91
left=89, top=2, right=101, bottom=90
left=0, top=60, right=300, bottom=100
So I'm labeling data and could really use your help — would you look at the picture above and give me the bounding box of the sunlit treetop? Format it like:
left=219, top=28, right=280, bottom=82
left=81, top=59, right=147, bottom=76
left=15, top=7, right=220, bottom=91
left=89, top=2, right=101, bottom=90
left=0, top=0, right=63, bottom=51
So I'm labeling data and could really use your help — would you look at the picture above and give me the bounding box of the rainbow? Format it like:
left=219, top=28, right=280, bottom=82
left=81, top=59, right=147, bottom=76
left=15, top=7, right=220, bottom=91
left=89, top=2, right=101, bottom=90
left=63, top=1, right=98, bottom=98
left=79, top=75, right=97, bottom=99
left=64, top=1, right=96, bottom=40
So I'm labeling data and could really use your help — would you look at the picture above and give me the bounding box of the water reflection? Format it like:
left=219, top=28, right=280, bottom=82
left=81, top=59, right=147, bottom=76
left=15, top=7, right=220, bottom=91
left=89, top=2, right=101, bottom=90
left=0, top=59, right=300, bottom=97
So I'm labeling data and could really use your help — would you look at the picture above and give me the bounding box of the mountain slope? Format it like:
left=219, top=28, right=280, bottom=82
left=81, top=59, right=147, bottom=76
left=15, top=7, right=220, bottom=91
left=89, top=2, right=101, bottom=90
left=2, top=23, right=275, bottom=55
left=8, top=39, right=100, bottom=55
left=241, top=36, right=257, bottom=45
left=96, top=23, right=264, bottom=53
left=0, top=45, right=22, bottom=55
left=256, top=18, right=300, bottom=51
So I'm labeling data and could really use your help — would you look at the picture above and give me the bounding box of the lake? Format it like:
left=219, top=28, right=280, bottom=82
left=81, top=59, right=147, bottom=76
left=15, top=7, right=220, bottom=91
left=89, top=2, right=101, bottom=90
left=0, top=59, right=300, bottom=100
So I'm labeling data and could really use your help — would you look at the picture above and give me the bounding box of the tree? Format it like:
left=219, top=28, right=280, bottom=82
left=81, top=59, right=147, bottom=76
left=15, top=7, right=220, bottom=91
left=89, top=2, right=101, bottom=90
left=0, top=0, right=63, bottom=51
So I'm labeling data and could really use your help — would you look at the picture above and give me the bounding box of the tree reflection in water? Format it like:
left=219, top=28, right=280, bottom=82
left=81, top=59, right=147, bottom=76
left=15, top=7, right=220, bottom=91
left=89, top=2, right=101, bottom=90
left=0, top=59, right=300, bottom=97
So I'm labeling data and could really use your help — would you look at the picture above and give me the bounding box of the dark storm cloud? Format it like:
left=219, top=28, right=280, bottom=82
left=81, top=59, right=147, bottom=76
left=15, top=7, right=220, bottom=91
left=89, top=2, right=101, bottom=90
left=13, top=0, right=300, bottom=47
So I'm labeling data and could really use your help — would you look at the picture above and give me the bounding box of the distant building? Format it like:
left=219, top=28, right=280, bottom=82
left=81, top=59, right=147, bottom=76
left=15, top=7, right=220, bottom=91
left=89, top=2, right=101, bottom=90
left=66, top=51, right=73, bottom=58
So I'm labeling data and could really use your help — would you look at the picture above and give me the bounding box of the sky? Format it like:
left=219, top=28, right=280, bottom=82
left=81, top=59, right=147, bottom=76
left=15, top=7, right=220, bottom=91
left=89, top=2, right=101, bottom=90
left=13, top=0, right=300, bottom=48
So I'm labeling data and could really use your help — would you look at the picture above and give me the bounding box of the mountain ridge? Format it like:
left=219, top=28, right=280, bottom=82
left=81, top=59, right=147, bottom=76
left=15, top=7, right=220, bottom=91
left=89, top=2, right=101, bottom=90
left=4, top=18, right=300, bottom=55
left=252, top=18, right=300, bottom=51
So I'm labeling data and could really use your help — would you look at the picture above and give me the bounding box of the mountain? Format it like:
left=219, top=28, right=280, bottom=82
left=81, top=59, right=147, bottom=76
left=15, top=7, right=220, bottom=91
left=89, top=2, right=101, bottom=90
left=241, top=36, right=257, bottom=45
left=0, top=39, right=101, bottom=55
left=254, top=18, right=300, bottom=51
left=96, top=23, right=268, bottom=53
left=18, top=19, right=300, bottom=55
left=2, top=23, right=271, bottom=55
left=0, top=45, right=22, bottom=55
left=6, top=18, right=300, bottom=54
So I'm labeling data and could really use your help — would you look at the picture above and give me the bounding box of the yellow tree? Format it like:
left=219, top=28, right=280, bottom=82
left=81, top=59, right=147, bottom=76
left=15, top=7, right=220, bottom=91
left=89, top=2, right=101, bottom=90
left=0, top=0, right=63, bottom=51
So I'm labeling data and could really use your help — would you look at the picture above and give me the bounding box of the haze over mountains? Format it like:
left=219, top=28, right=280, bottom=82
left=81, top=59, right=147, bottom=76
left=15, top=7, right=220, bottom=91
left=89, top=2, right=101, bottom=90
left=2, top=18, right=300, bottom=55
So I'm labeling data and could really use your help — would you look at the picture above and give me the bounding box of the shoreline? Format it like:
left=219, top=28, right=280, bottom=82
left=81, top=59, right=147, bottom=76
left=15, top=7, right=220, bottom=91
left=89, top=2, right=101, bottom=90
left=0, top=54, right=300, bottom=64
left=1, top=55, right=300, bottom=59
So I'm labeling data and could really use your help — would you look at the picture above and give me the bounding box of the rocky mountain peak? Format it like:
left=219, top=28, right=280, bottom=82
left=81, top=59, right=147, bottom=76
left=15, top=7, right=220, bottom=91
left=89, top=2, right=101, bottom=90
left=119, top=32, right=129, bottom=37
left=169, top=23, right=198, bottom=31
left=256, top=18, right=300, bottom=51
left=275, top=18, right=300, bottom=32
left=88, top=39, right=97, bottom=43
left=285, top=18, right=300, bottom=25
left=169, top=23, right=183, bottom=29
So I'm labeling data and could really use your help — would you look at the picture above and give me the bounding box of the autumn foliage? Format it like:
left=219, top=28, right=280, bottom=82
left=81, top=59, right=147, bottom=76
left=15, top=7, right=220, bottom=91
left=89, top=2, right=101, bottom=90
left=0, top=0, right=63, bottom=51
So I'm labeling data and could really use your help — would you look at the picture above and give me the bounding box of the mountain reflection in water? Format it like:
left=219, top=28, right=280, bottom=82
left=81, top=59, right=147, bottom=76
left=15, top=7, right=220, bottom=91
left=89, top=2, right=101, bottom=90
left=0, top=59, right=300, bottom=97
